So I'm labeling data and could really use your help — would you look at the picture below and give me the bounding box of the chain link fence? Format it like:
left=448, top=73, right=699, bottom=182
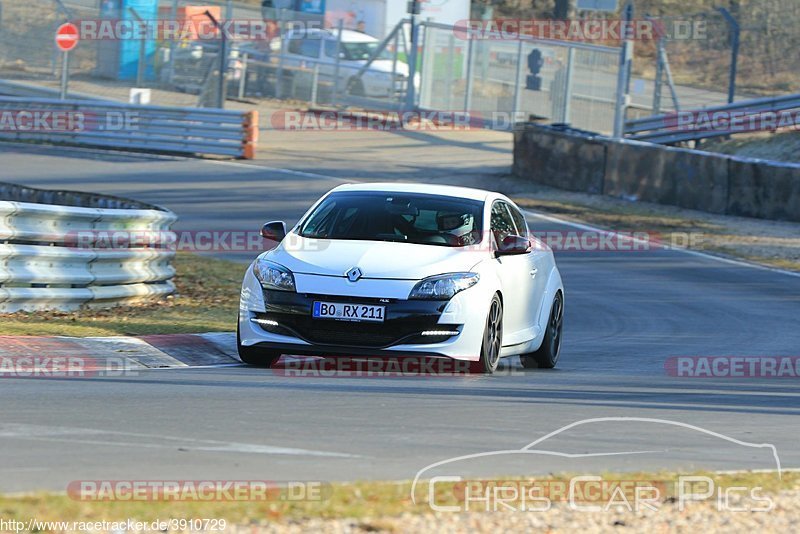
left=631, top=2, right=800, bottom=115
left=1, top=0, right=623, bottom=134
left=418, top=21, right=621, bottom=133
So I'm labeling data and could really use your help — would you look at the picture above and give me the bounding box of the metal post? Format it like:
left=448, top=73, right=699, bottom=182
left=218, top=32, right=227, bottom=108
left=613, top=1, right=634, bottom=138
left=225, top=0, right=233, bottom=21
left=464, top=38, right=474, bottom=112
left=444, top=32, right=454, bottom=110
left=662, top=46, right=681, bottom=112
left=127, top=8, right=146, bottom=86
left=562, top=46, right=575, bottom=125
left=204, top=10, right=227, bottom=108
left=276, top=9, right=286, bottom=99
left=167, top=0, right=178, bottom=84
left=59, top=51, right=69, bottom=99
left=718, top=7, right=740, bottom=104
left=391, top=28, right=400, bottom=101
left=238, top=53, right=248, bottom=99
left=512, top=38, right=524, bottom=118
left=416, top=19, right=431, bottom=108
left=405, top=12, right=420, bottom=111
left=310, top=62, right=319, bottom=106
left=332, top=19, right=343, bottom=105
left=653, top=38, right=664, bottom=115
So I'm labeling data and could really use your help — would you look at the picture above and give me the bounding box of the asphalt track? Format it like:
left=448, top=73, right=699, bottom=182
left=1, top=137, right=799, bottom=493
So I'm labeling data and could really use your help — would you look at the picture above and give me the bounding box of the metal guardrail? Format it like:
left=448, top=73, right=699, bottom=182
left=0, top=79, right=102, bottom=100
left=0, top=189, right=178, bottom=312
left=625, top=93, right=800, bottom=144
left=0, top=96, right=258, bottom=158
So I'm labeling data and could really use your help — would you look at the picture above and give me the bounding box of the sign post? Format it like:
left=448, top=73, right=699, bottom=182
left=404, top=0, right=421, bottom=111
left=55, top=22, right=79, bottom=100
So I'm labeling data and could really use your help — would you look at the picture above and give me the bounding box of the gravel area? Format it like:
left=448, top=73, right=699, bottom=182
left=240, top=489, right=800, bottom=533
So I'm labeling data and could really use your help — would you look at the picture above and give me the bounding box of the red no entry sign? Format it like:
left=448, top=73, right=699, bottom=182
left=55, top=23, right=80, bottom=52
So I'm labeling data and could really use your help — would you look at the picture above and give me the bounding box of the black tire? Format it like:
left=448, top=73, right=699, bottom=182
left=237, top=323, right=281, bottom=367
left=347, top=77, right=365, bottom=96
left=474, top=294, right=503, bottom=374
left=520, top=292, right=563, bottom=369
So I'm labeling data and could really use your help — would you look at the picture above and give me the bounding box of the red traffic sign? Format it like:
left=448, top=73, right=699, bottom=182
left=55, top=23, right=80, bottom=52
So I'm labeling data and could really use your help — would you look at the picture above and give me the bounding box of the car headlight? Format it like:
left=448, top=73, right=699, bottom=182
left=253, top=259, right=296, bottom=292
left=409, top=273, right=479, bottom=300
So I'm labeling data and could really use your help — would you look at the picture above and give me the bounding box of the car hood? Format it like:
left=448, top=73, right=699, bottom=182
left=266, top=237, right=481, bottom=280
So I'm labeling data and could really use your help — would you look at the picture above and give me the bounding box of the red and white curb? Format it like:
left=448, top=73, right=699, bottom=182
left=0, top=332, right=241, bottom=371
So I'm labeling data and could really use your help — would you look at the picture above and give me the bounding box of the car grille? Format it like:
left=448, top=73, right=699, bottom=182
left=254, top=313, right=456, bottom=348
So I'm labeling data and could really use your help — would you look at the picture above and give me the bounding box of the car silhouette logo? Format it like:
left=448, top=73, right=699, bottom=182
left=346, top=267, right=363, bottom=282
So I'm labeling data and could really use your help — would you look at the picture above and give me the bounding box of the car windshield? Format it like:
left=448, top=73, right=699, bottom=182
left=299, top=192, right=484, bottom=247
left=340, top=42, right=392, bottom=61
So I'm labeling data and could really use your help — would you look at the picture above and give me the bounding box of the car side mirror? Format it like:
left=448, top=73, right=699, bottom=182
left=496, top=235, right=531, bottom=256
left=261, top=221, right=287, bottom=242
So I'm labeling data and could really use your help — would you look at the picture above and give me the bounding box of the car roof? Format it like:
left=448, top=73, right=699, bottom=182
left=289, top=28, right=378, bottom=43
left=329, top=183, right=500, bottom=203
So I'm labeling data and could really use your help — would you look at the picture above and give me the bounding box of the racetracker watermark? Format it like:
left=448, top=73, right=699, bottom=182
left=67, top=480, right=331, bottom=501
left=0, top=110, right=138, bottom=132
left=667, top=110, right=800, bottom=134
left=453, top=19, right=707, bottom=41
left=66, top=229, right=283, bottom=253
left=63, top=230, right=706, bottom=253
left=73, top=19, right=276, bottom=41
left=269, top=110, right=528, bottom=132
left=0, top=356, right=138, bottom=378
left=273, top=356, right=525, bottom=377
left=665, top=356, right=800, bottom=378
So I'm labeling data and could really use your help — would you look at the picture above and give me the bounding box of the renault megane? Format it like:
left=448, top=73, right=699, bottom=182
left=238, top=183, right=564, bottom=373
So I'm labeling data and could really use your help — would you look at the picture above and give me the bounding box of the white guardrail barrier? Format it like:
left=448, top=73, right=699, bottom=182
left=0, top=96, right=258, bottom=159
left=0, top=183, right=177, bottom=312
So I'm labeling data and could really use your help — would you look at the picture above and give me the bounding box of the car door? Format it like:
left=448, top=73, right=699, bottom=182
left=285, top=33, right=321, bottom=72
left=507, top=202, right=550, bottom=334
left=490, top=200, right=534, bottom=346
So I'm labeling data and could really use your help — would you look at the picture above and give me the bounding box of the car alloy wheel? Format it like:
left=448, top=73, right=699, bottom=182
left=477, top=294, right=503, bottom=374
left=520, top=292, right=563, bottom=369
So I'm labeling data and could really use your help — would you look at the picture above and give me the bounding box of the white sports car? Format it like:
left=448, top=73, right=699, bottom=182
left=238, top=183, right=564, bottom=373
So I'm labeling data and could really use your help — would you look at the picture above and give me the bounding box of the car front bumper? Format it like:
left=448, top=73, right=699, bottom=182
left=238, top=267, right=489, bottom=361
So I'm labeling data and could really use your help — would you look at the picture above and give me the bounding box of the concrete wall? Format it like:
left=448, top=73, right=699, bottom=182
left=513, top=124, right=800, bottom=222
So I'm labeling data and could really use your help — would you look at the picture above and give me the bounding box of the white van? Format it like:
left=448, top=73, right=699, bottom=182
left=281, top=28, right=419, bottom=98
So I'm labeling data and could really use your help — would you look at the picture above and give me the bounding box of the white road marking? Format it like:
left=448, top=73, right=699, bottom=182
left=143, top=363, right=244, bottom=370
left=0, top=424, right=360, bottom=458
left=201, top=159, right=356, bottom=182
left=524, top=209, right=800, bottom=279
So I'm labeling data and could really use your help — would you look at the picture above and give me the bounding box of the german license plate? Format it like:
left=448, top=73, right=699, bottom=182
left=312, top=301, right=385, bottom=322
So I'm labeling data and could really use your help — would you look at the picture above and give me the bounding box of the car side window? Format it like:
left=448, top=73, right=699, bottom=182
left=289, top=37, right=321, bottom=58
left=490, top=201, right=516, bottom=246
left=508, top=204, right=528, bottom=237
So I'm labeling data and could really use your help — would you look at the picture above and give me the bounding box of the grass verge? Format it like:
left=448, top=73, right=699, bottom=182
left=0, top=472, right=796, bottom=528
left=0, top=253, right=242, bottom=337
left=506, top=185, right=800, bottom=273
